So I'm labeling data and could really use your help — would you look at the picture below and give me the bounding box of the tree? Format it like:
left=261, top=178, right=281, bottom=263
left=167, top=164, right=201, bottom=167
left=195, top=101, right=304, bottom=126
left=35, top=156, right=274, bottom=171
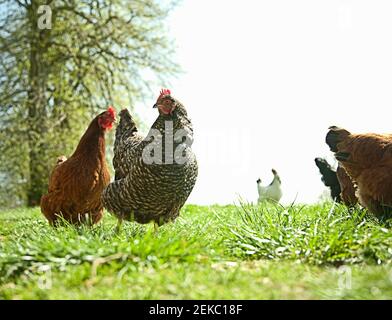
left=0, top=0, right=179, bottom=207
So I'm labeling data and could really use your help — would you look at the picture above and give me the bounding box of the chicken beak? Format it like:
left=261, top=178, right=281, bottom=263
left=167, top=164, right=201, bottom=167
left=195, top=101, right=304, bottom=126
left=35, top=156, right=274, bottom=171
left=153, top=103, right=157, bottom=108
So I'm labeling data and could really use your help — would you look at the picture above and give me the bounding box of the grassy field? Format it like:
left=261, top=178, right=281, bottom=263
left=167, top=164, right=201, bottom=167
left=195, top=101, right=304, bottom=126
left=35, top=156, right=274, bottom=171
left=0, top=203, right=391, bottom=299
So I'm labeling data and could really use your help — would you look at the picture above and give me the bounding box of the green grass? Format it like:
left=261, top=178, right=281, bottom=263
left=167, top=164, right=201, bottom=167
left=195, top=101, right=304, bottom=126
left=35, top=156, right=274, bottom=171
left=0, top=203, right=391, bottom=299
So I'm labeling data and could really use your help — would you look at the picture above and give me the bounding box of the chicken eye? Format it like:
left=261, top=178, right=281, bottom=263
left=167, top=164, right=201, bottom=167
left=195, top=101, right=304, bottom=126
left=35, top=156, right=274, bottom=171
left=164, top=100, right=171, bottom=104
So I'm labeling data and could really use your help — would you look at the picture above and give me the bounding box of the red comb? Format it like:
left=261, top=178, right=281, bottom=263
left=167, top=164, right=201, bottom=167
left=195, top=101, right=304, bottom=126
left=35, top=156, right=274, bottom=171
left=107, top=106, right=116, bottom=118
left=159, top=88, right=171, bottom=98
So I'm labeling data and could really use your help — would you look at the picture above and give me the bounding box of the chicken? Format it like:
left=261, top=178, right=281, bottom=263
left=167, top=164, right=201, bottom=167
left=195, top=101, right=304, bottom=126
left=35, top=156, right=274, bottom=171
left=257, top=169, right=282, bottom=203
left=102, top=89, right=198, bottom=229
left=336, top=164, right=358, bottom=206
left=314, top=157, right=341, bottom=202
left=326, top=126, right=392, bottom=218
left=40, top=107, right=116, bottom=225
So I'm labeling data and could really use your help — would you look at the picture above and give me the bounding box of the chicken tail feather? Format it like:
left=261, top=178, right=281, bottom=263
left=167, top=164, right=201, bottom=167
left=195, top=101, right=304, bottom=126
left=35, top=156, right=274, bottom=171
left=118, top=109, right=137, bottom=134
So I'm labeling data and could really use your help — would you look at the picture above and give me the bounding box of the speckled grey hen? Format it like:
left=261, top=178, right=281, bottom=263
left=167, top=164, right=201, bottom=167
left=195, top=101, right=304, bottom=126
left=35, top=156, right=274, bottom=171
left=102, top=89, right=198, bottom=229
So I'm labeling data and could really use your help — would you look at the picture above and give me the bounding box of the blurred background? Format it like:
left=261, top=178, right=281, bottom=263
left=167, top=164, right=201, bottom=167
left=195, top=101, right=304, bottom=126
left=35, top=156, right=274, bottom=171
left=1, top=0, right=392, bottom=208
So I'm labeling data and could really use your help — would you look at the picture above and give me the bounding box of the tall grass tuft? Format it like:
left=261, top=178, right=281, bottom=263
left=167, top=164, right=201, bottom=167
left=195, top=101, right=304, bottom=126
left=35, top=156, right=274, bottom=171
left=225, top=202, right=392, bottom=265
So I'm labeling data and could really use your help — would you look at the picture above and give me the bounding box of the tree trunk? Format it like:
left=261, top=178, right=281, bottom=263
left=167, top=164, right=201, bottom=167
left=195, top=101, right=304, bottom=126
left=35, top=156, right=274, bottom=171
left=26, top=1, right=49, bottom=206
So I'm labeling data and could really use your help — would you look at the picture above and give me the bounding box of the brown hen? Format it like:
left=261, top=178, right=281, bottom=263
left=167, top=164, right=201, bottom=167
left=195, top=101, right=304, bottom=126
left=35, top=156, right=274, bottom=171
left=40, top=107, right=116, bottom=225
left=326, top=126, right=392, bottom=218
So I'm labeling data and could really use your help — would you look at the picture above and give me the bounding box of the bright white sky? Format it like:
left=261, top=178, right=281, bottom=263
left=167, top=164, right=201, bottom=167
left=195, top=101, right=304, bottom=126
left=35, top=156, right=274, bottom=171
left=136, top=0, right=392, bottom=205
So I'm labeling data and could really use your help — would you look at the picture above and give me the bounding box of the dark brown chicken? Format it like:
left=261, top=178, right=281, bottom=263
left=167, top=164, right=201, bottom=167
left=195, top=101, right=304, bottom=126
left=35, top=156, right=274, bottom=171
left=336, top=164, right=358, bottom=207
left=40, top=107, right=116, bottom=225
left=326, top=126, right=392, bottom=218
left=102, top=89, right=198, bottom=229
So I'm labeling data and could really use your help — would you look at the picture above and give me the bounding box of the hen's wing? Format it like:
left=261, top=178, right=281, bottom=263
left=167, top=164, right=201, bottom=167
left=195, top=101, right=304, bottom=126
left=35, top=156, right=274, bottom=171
left=43, top=154, right=107, bottom=211
left=41, top=158, right=76, bottom=223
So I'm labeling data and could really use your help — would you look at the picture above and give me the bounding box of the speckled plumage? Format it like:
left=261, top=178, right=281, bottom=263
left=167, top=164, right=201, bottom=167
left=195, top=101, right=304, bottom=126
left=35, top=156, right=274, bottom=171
left=102, top=97, right=198, bottom=225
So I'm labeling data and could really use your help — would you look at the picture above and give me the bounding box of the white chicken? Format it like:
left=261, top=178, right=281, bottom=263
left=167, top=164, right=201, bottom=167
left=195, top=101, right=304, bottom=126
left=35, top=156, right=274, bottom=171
left=257, top=169, right=283, bottom=204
